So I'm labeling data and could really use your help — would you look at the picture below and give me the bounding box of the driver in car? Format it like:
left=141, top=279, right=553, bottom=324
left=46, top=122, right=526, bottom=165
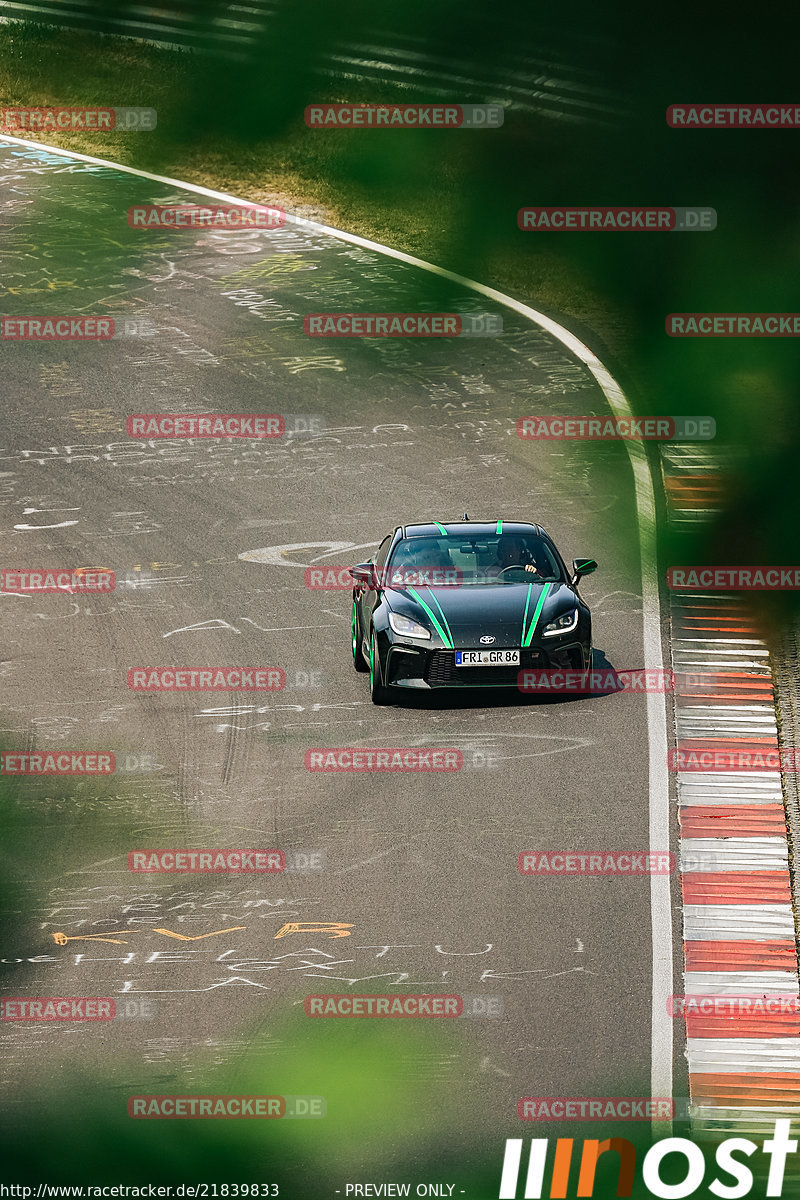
left=389, top=538, right=454, bottom=586
left=487, top=535, right=542, bottom=579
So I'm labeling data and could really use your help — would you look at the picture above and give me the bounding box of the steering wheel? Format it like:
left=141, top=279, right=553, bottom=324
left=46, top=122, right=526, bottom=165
left=497, top=564, right=540, bottom=578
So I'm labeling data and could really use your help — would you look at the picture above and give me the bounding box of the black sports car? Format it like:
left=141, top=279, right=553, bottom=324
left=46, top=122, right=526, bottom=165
left=350, top=519, right=597, bottom=704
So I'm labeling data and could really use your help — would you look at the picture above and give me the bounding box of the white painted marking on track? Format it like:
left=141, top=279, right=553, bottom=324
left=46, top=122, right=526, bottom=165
left=14, top=519, right=79, bottom=530
left=238, top=541, right=360, bottom=565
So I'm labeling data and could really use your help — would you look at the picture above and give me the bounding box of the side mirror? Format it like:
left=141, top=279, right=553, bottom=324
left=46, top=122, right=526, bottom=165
left=351, top=562, right=378, bottom=588
left=571, top=558, right=598, bottom=586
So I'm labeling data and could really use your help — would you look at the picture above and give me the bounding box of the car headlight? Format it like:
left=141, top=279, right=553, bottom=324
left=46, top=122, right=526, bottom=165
left=388, top=612, right=431, bottom=640
left=542, top=609, right=579, bottom=637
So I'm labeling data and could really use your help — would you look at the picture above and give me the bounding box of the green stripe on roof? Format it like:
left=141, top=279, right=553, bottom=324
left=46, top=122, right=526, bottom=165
left=407, top=587, right=453, bottom=648
left=523, top=583, right=553, bottom=648
left=432, top=521, right=448, bottom=536
left=496, top=520, right=502, bottom=535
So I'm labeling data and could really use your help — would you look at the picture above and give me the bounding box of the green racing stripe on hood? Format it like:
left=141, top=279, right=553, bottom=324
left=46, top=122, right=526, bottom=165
left=523, top=582, right=553, bottom=647
left=426, top=587, right=456, bottom=648
left=406, top=586, right=454, bottom=648
left=520, top=583, right=532, bottom=646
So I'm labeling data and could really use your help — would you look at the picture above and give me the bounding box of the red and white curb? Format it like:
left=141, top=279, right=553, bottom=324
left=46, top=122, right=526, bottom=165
left=661, top=442, right=726, bottom=529
left=664, top=455, right=800, bottom=1136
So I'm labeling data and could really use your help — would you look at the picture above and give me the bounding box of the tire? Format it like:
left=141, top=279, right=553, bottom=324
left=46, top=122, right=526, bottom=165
left=369, top=627, right=392, bottom=705
left=352, top=600, right=368, bottom=672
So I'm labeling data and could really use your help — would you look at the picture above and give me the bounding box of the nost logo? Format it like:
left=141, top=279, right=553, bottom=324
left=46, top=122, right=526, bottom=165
left=498, top=1121, right=797, bottom=1198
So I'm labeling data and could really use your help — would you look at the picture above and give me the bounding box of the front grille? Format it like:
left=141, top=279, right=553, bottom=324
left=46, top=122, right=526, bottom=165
left=425, top=649, right=544, bottom=687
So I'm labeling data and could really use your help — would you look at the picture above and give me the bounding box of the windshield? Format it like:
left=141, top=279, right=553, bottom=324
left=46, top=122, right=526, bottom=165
left=385, top=534, right=565, bottom=586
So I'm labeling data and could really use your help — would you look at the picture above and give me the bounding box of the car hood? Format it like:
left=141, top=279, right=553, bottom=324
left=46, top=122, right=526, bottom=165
left=386, top=580, right=576, bottom=648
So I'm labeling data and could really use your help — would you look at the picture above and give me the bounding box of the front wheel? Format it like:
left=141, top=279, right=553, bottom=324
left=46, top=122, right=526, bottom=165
left=369, top=628, right=392, bottom=705
left=352, top=600, right=368, bottom=672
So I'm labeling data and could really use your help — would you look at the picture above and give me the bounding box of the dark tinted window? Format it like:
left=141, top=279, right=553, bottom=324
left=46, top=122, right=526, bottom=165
left=374, top=535, right=393, bottom=571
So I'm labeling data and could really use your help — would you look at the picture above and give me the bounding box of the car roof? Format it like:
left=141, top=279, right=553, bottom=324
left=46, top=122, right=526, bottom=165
left=400, top=521, right=547, bottom=539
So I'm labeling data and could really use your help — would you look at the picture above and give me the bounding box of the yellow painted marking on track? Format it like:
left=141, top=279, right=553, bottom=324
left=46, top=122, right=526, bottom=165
left=274, top=922, right=353, bottom=940
left=152, top=926, right=246, bottom=942
left=52, top=932, right=143, bottom=945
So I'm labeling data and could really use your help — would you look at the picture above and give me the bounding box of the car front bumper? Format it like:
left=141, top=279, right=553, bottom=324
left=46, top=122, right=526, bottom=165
left=383, top=640, right=589, bottom=689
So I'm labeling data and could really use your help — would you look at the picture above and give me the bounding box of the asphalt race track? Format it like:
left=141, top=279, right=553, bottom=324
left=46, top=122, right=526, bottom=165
left=0, top=140, right=683, bottom=1184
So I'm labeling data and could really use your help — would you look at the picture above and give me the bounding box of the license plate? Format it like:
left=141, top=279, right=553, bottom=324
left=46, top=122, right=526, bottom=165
left=455, top=649, right=520, bottom=666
